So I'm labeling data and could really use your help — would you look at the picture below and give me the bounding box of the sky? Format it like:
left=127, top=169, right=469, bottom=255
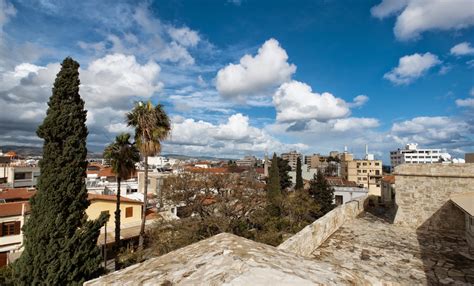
left=0, top=0, right=473, bottom=163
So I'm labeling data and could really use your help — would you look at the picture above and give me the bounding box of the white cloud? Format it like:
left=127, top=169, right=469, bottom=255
left=349, top=95, right=369, bottom=108
left=216, top=38, right=296, bottom=97
left=390, top=116, right=469, bottom=146
left=0, top=0, right=16, bottom=33
left=450, top=42, right=474, bottom=56
left=371, top=0, right=474, bottom=40
left=332, top=118, right=380, bottom=132
left=273, top=80, right=351, bottom=123
left=384, top=52, right=441, bottom=85
left=456, top=98, right=474, bottom=107
left=80, top=53, right=162, bottom=108
left=167, top=26, right=200, bottom=47
left=167, top=113, right=307, bottom=156
left=455, top=87, right=474, bottom=108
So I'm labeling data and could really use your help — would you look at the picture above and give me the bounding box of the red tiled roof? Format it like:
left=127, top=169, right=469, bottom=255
left=383, top=175, right=395, bottom=184
left=5, top=151, right=17, bottom=158
left=0, top=201, right=30, bottom=217
left=255, top=168, right=264, bottom=174
left=0, top=188, right=36, bottom=202
left=88, top=194, right=142, bottom=204
left=98, top=167, right=115, bottom=178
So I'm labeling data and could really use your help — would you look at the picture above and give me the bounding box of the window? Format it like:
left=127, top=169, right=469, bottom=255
left=363, top=163, right=367, bottom=166
left=101, top=210, right=110, bottom=222
left=375, top=170, right=380, bottom=175
left=14, top=172, right=27, bottom=180
left=125, top=207, right=133, bottom=218
left=335, top=195, right=343, bottom=205
left=0, top=221, right=20, bottom=236
left=375, top=162, right=380, bottom=166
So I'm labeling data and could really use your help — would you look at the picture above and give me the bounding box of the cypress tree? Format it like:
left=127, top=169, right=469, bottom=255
left=308, top=170, right=335, bottom=215
left=12, top=57, right=108, bottom=285
left=266, top=153, right=281, bottom=215
left=277, top=157, right=292, bottom=191
left=295, top=157, right=303, bottom=190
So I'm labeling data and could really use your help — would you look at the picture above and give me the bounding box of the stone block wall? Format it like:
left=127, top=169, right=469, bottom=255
left=393, top=164, right=474, bottom=231
left=277, top=195, right=367, bottom=257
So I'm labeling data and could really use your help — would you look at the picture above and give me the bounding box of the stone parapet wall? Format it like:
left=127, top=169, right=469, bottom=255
left=393, top=164, right=474, bottom=230
left=277, top=196, right=367, bottom=257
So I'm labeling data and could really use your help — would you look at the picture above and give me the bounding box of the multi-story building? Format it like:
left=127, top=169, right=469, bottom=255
left=281, top=151, right=302, bottom=171
left=341, top=148, right=382, bottom=197
left=304, top=154, right=326, bottom=169
left=390, top=143, right=450, bottom=167
left=236, top=156, right=257, bottom=167
left=0, top=165, right=40, bottom=188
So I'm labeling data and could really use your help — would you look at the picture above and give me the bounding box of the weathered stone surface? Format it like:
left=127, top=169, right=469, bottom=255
left=277, top=195, right=367, bottom=256
left=85, top=233, right=369, bottom=285
left=313, top=213, right=474, bottom=285
left=393, top=164, right=474, bottom=231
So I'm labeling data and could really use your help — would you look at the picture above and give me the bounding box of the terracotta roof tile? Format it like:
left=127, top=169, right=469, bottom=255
left=0, top=201, right=30, bottom=217
left=0, top=188, right=36, bottom=202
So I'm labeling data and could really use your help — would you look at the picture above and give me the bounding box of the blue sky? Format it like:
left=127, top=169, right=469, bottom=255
left=0, top=0, right=473, bottom=163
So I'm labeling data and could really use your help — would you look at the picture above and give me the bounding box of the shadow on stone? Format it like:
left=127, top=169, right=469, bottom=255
left=416, top=201, right=474, bottom=285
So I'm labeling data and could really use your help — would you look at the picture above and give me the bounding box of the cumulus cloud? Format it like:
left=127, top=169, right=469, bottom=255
left=167, top=113, right=307, bottom=156
left=390, top=116, right=470, bottom=146
left=450, top=42, right=474, bottom=56
left=371, top=0, right=474, bottom=40
left=384, top=52, right=441, bottom=85
left=216, top=38, right=296, bottom=98
left=80, top=53, right=162, bottom=108
left=273, top=80, right=351, bottom=123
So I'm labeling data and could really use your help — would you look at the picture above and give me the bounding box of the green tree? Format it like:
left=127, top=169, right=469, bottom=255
left=277, top=157, right=292, bottom=191
left=127, top=101, right=171, bottom=249
left=266, top=153, right=281, bottom=215
left=308, top=170, right=335, bottom=215
left=12, top=58, right=108, bottom=284
left=295, top=157, right=304, bottom=190
left=103, top=133, right=140, bottom=270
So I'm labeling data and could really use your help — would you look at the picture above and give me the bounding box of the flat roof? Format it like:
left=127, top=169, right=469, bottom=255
left=450, top=193, right=474, bottom=216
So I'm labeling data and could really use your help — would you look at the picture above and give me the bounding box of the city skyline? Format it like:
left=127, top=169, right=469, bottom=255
left=1, top=0, right=473, bottom=162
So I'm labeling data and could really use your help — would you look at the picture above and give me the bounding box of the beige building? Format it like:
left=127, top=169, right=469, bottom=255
left=86, top=194, right=143, bottom=233
left=304, top=154, right=327, bottom=169
left=341, top=153, right=382, bottom=196
left=465, top=153, right=474, bottom=163
left=281, top=151, right=302, bottom=171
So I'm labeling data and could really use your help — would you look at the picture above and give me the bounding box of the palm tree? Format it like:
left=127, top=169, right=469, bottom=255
left=103, top=133, right=140, bottom=270
left=126, top=101, right=171, bottom=249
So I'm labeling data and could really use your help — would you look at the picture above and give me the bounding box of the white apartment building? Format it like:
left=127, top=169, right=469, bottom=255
left=0, top=165, right=40, bottom=188
left=390, top=143, right=451, bottom=167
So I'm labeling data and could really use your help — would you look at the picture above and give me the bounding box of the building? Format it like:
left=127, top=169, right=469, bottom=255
left=465, top=153, right=474, bottom=163
left=235, top=156, right=257, bottom=167
left=0, top=189, right=148, bottom=266
left=0, top=165, right=40, bottom=188
left=326, top=177, right=368, bottom=205
left=381, top=175, right=395, bottom=206
left=0, top=201, right=29, bottom=266
left=304, top=154, right=327, bottom=169
left=288, top=164, right=317, bottom=185
left=86, top=194, right=143, bottom=234
left=281, top=151, right=302, bottom=171
left=390, top=143, right=451, bottom=167
left=340, top=148, right=382, bottom=196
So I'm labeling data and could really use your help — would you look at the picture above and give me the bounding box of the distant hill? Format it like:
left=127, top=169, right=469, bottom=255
left=0, top=145, right=43, bottom=157
left=0, top=146, right=234, bottom=161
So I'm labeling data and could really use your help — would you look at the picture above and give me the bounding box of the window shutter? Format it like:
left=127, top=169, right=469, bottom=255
left=14, top=221, right=21, bottom=235
left=126, top=207, right=133, bottom=218
left=0, top=223, right=3, bottom=237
